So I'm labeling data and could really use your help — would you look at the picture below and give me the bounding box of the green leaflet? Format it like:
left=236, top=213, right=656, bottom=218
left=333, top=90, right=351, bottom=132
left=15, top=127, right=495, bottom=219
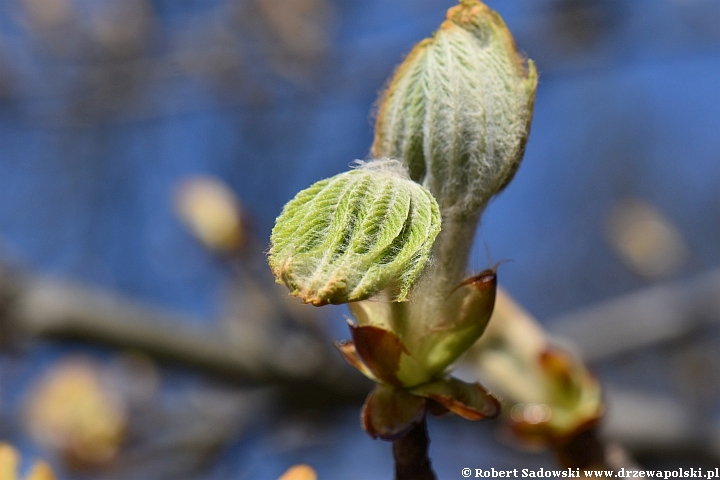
left=269, top=160, right=441, bottom=306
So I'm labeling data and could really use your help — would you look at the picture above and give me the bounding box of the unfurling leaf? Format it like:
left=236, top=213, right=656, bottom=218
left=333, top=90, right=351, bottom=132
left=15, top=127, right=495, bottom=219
left=372, top=0, right=537, bottom=218
left=269, top=160, right=441, bottom=305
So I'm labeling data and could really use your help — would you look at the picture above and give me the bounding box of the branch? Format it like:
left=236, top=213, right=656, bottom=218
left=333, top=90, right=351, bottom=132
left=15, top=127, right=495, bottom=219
left=602, top=388, right=720, bottom=463
left=392, top=416, right=436, bottom=480
left=0, top=266, right=369, bottom=404
left=547, top=268, right=720, bottom=362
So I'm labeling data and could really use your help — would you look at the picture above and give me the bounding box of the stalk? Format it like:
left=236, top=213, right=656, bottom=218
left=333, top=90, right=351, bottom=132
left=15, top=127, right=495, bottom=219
left=392, top=416, right=436, bottom=480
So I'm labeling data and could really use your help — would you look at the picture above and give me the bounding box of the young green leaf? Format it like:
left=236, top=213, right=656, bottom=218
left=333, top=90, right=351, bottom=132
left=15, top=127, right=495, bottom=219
left=269, top=160, right=441, bottom=305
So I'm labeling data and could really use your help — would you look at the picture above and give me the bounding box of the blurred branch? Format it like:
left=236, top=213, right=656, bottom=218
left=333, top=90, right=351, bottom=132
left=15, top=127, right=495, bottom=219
left=542, top=268, right=720, bottom=464
left=0, top=47, right=265, bottom=127
left=547, top=268, right=720, bottom=362
left=602, top=387, right=720, bottom=463
left=0, top=266, right=369, bottom=405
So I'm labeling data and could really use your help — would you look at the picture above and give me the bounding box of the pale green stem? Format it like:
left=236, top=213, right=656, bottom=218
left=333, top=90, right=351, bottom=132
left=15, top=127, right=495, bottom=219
left=405, top=208, right=483, bottom=345
left=431, top=211, right=483, bottom=294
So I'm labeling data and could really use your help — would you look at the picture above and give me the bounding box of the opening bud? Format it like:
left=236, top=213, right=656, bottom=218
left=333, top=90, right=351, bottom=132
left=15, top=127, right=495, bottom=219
left=372, top=0, right=537, bottom=218
left=269, top=160, right=441, bottom=305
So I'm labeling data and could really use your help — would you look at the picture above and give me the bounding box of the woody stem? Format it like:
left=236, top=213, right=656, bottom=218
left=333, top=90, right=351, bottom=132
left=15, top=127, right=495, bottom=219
left=392, top=415, right=436, bottom=480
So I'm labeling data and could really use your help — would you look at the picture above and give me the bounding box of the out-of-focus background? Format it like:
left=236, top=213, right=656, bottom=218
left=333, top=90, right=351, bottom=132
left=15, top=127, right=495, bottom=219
left=1, top=0, right=720, bottom=478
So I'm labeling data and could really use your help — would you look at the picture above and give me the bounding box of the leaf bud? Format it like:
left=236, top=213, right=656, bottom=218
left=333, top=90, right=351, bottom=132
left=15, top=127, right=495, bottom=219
left=269, top=160, right=441, bottom=305
left=372, top=0, right=537, bottom=218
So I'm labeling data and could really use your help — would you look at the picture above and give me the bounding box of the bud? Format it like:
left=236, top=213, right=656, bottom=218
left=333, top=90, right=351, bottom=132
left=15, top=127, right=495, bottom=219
left=465, top=288, right=604, bottom=445
left=337, top=275, right=501, bottom=440
left=25, top=359, right=126, bottom=468
left=174, top=176, right=244, bottom=253
left=277, top=465, right=318, bottom=480
left=372, top=0, right=537, bottom=218
left=269, top=160, right=441, bottom=306
left=0, top=443, right=56, bottom=480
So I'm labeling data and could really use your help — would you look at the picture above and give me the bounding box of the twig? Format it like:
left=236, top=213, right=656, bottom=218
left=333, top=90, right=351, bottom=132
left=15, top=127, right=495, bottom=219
left=0, top=266, right=369, bottom=404
left=554, top=427, right=606, bottom=471
left=392, top=416, right=436, bottom=480
left=602, top=388, right=720, bottom=462
left=547, top=268, right=720, bottom=362
left=554, top=429, right=643, bottom=476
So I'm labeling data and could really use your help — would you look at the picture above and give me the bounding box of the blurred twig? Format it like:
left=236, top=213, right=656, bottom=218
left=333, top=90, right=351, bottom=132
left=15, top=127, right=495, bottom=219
left=0, top=266, right=369, bottom=405
left=602, top=387, right=720, bottom=463
left=542, top=268, right=720, bottom=464
left=547, top=268, right=720, bottom=362
left=0, top=0, right=333, bottom=126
